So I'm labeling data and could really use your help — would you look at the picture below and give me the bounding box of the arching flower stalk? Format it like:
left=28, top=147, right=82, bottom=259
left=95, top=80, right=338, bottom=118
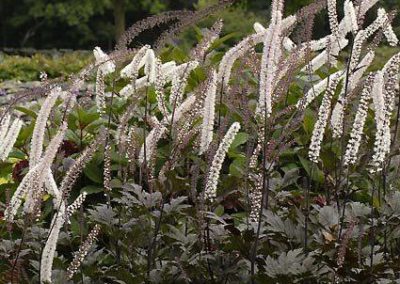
left=154, top=57, right=169, bottom=118
left=297, top=71, right=343, bottom=110
left=217, top=14, right=296, bottom=89
left=309, top=75, right=341, bottom=162
left=60, top=133, right=105, bottom=198
left=24, top=124, right=68, bottom=216
left=349, top=8, right=397, bottom=73
left=330, top=51, right=375, bottom=137
left=169, top=61, right=199, bottom=107
left=4, top=123, right=67, bottom=222
left=199, top=69, right=218, bottom=155
left=343, top=75, right=374, bottom=166
left=191, top=19, right=223, bottom=62
left=301, top=37, right=348, bottom=73
left=347, top=51, right=375, bottom=91
left=139, top=95, right=197, bottom=165
left=66, top=224, right=101, bottom=280
left=120, top=45, right=150, bottom=80
left=103, top=143, right=112, bottom=195
left=0, top=117, right=23, bottom=161
left=139, top=122, right=167, bottom=167
left=256, top=10, right=283, bottom=118
left=368, top=54, right=400, bottom=172
left=126, top=127, right=137, bottom=163
left=249, top=173, right=263, bottom=222
left=65, top=192, right=87, bottom=224
left=308, top=0, right=377, bottom=52
left=382, top=52, right=400, bottom=123
left=204, top=122, right=241, bottom=202
left=377, top=8, right=399, bottom=46
left=93, top=47, right=115, bottom=115
left=248, top=144, right=262, bottom=222
left=41, top=193, right=94, bottom=283
left=344, top=0, right=358, bottom=33
left=330, top=93, right=345, bottom=139
left=40, top=200, right=66, bottom=284
left=0, top=114, right=11, bottom=142
left=119, top=60, right=176, bottom=98
left=30, top=87, right=61, bottom=167
left=369, top=71, right=388, bottom=172
left=327, top=0, right=339, bottom=37
left=40, top=135, right=103, bottom=284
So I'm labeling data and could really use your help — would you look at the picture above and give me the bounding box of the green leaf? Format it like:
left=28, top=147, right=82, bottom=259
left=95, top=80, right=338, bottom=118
left=15, top=106, right=37, bottom=118
left=230, top=132, right=248, bottom=149
left=210, top=32, right=239, bottom=50
left=215, top=205, right=224, bottom=217
left=303, top=109, right=315, bottom=135
left=229, top=156, right=246, bottom=178
left=83, top=161, right=103, bottom=184
left=298, top=155, right=324, bottom=183
left=81, top=185, right=103, bottom=195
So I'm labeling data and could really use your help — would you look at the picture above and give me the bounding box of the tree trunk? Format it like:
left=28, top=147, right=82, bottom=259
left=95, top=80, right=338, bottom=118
left=113, top=0, right=125, bottom=43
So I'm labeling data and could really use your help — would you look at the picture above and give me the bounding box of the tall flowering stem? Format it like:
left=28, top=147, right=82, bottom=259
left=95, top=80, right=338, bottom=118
left=308, top=75, right=341, bottom=163
left=199, top=70, right=218, bottom=155
left=204, top=122, right=241, bottom=202
left=66, top=224, right=101, bottom=280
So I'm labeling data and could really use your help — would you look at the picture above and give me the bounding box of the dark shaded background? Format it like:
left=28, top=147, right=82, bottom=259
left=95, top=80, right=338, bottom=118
left=0, top=0, right=399, bottom=50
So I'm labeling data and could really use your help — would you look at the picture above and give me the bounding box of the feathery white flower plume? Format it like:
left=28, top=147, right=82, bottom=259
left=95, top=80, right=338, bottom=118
left=120, top=61, right=176, bottom=98
left=30, top=87, right=60, bottom=167
left=344, top=0, right=358, bottom=33
left=382, top=52, right=400, bottom=122
left=143, top=49, right=156, bottom=83
left=257, top=9, right=284, bottom=118
left=199, top=70, right=218, bottom=155
left=309, top=75, right=341, bottom=162
left=377, top=8, right=399, bottom=46
left=205, top=122, right=241, bottom=202
left=24, top=123, right=68, bottom=215
left=191, top=19, right=223, bottom=61
left=169, top=61, right=199, bottom=106
left=93, top=47, right=115, bottom=75
left=0, top=117, right=23, bottom=161
left=0, top=114, right=11, bottom=142
left=66, top=224, right=101, bottom=280
left=301, top=37, right=348, bottom=72
left=5, top=123, right=67, bottom=222
left=120, top=45, right=150, bottom=79
left=329, top=52, right=375, bottom=137
left=297, top=71, right=343, bottom=109
left=139, top=95, right=196, bottom=165
left=40, top=200, right=66, bottom=284
left=370, top=71, right=389, bottom=172
left=327, top=0, right=339, bottom=37
left=330, top=93, right=345, bottom=138
left=94, top=47, right=115, bottom=115
left=218, top=15, right=296, bottom=88
left=344, top=75, right=374, bottom=166
left=65, top=192, right=87, bottom=224
left=154, top=57, right=169, bottom=117
left=249, top=173, right=262, bottom=222
left=348, top=51, right=375, bottom=91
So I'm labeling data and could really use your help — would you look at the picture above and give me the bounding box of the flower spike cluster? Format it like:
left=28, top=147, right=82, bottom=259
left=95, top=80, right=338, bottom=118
left=0, top=115, right=23, bottom=161
left=205, top=122, right=241, bottom=202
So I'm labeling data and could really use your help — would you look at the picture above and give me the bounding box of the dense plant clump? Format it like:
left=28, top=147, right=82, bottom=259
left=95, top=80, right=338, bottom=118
left=1, top=0, right=400, bottom=283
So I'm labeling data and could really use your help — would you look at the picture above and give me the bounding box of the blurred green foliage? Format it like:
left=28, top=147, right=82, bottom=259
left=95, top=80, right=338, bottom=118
left=2, top=0, right=399, bottom=50
left=0, top=52, right=92, bottom=82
